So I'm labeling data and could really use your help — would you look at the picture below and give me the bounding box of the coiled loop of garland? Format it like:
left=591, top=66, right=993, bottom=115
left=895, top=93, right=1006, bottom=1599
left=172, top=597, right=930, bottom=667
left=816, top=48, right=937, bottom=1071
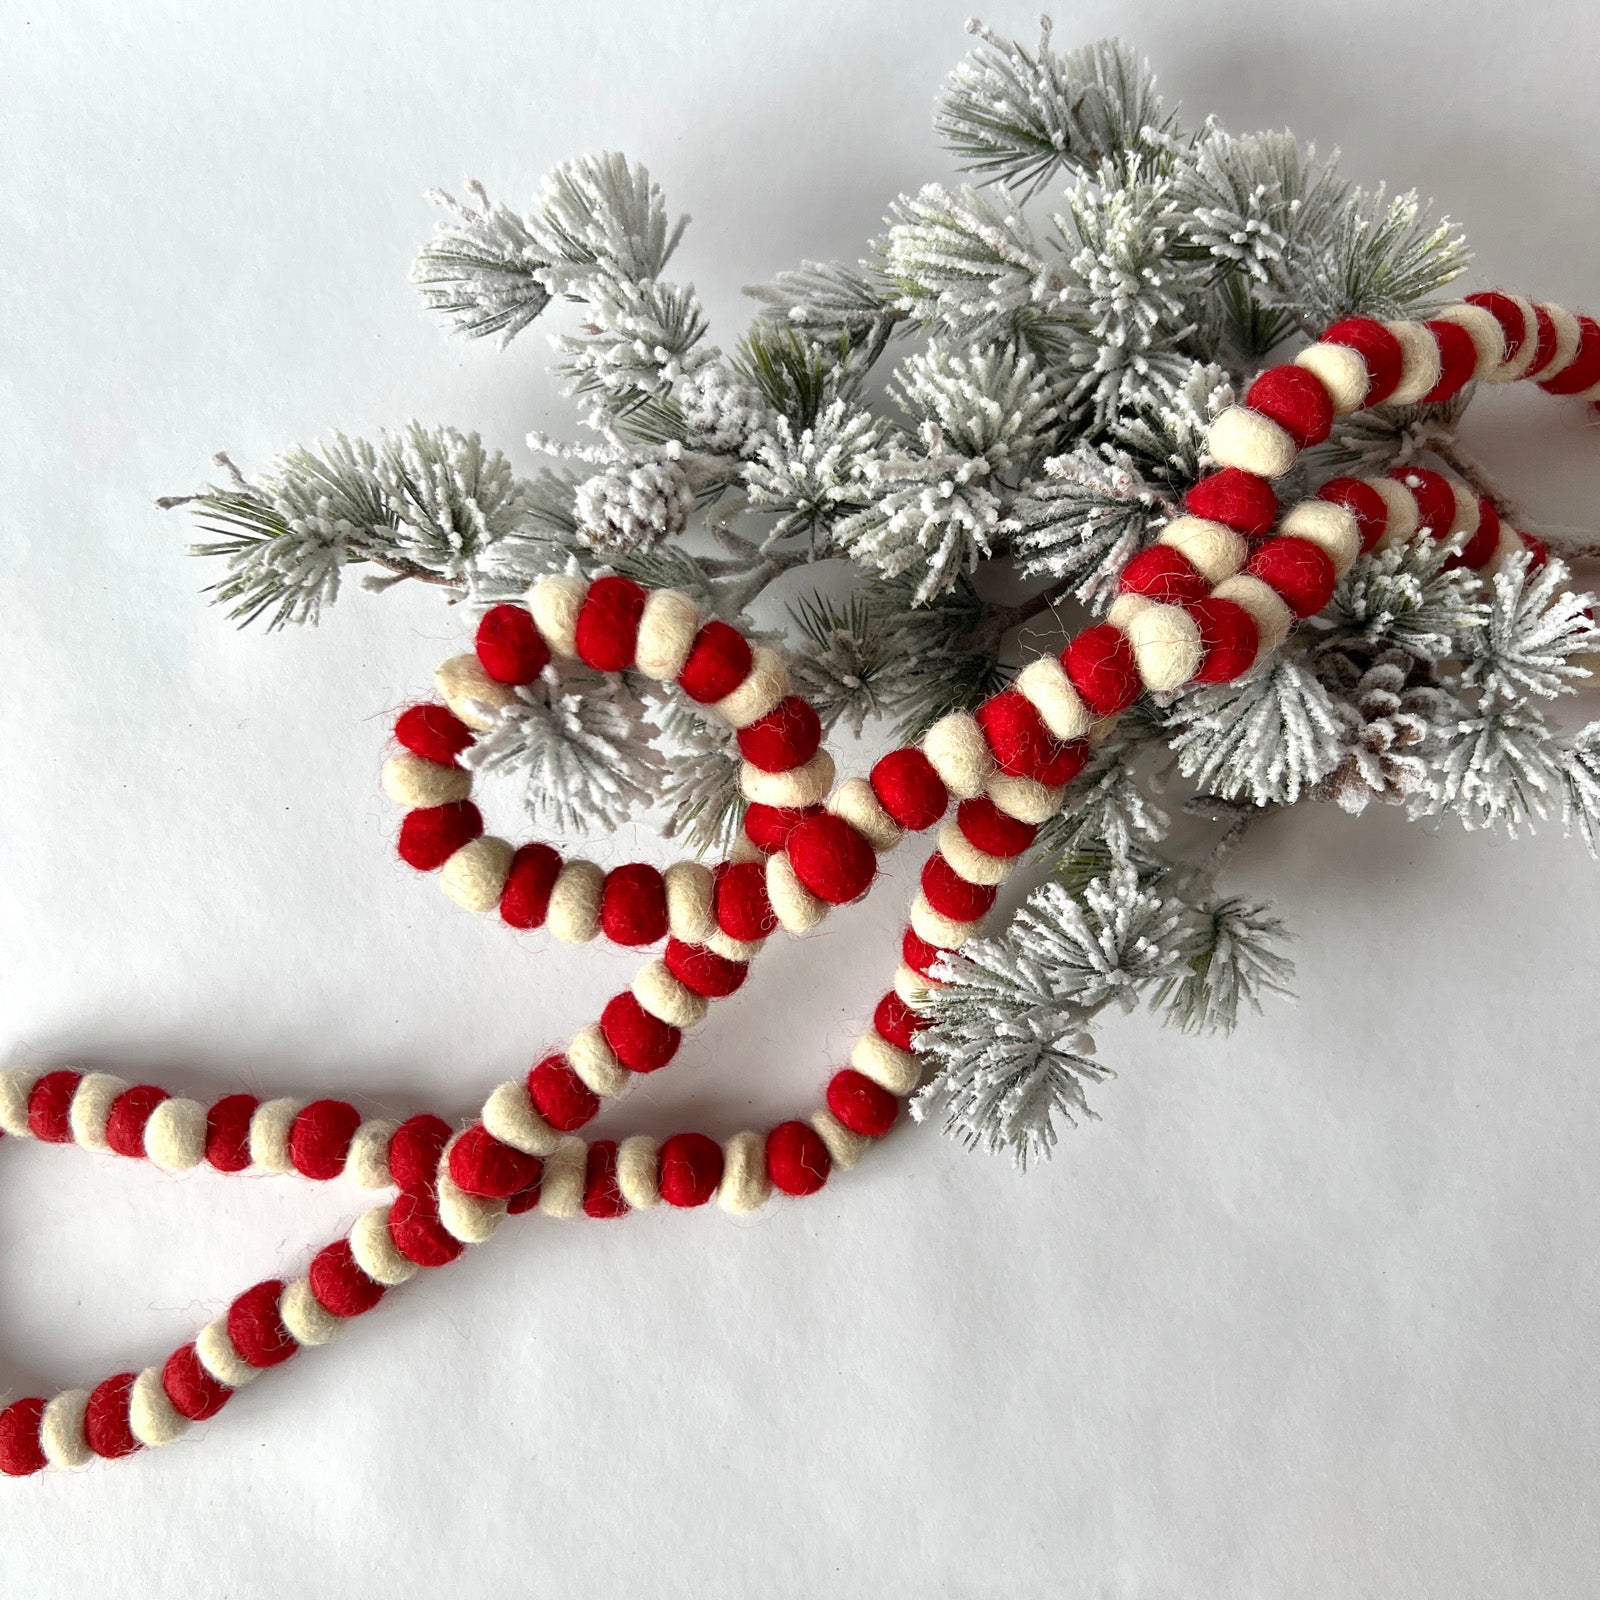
left=1, top=292, right=1594, bottom=1475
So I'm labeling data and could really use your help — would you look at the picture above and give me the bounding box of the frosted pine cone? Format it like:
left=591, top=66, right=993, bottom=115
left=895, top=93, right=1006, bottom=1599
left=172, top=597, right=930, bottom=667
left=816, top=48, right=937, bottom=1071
left=574, top=455, right=694, bottom=553
left=1315, top=648, right=1452, bottom=815
left=676, top=363, right=773, bottom=457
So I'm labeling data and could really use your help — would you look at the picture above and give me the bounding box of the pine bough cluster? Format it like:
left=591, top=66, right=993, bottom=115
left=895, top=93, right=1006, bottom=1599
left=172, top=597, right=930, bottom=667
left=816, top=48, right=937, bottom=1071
left=169, top=20, right=1600, bottom=1169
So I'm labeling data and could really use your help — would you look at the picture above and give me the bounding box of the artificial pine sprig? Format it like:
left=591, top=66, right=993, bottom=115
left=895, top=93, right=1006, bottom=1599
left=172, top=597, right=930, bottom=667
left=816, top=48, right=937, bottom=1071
left=164, top=17, right=1600, bottom=1169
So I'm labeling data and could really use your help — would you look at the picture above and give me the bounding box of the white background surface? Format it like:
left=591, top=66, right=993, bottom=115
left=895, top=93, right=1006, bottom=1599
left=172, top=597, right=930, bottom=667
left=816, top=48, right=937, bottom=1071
left=4, top=1, right=1600, bottom=1593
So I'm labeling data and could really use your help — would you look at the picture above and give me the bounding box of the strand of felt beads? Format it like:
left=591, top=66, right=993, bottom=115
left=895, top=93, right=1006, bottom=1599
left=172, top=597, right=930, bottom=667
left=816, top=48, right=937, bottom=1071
left=1, top=289, right=1593, bottom=1475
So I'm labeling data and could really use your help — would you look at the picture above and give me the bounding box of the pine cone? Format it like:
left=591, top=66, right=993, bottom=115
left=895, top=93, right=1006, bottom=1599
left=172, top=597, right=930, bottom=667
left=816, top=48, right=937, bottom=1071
left=574, top=456, right=694, bottom=553
left=676, top=364, right=772, bottom=457
left=1314, top=648, right=1452, bottom=815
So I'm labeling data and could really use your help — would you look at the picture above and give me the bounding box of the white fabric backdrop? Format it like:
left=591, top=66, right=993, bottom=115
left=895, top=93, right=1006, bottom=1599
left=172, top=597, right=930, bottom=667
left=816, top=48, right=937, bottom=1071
left=3, top=1, right=1599, bottom=1593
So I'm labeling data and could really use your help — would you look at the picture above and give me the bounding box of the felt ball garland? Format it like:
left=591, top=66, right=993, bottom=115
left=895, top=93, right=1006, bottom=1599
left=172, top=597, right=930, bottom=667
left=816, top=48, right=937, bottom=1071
left=2, top=290, right=1595, bottom=1475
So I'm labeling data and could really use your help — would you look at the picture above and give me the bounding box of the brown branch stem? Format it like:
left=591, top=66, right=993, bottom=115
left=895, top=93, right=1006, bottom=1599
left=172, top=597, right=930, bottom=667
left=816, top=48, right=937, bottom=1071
left=357, top=548, right=465, bottom=591
left=975, top=588, right=1066, bottom=651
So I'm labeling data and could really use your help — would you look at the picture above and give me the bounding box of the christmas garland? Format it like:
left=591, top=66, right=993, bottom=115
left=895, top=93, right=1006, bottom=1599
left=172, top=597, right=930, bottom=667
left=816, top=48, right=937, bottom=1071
left=2, top=293, right=1593, bottom=1474
left=5, top=19, right=1599, bottom=1474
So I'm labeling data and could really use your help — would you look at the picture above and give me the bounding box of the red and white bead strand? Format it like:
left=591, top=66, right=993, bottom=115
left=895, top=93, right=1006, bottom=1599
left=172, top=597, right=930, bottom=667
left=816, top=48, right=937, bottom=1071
left=3, top=289, right=1595, bottom=1475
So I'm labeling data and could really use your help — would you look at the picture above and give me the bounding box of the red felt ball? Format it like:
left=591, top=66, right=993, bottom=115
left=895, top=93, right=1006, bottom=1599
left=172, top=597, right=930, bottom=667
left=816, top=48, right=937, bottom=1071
left=873, top=991, right=925, bottom=1052
left=922, top=851, right=998, bottom=923
left=85, top=1374, right=140, bottom=1460
left=677, top=620, right=752, bottom=703
left=228, top=1280, right=296, bottom=1369
left=1524, top=304, right=1559, bottom=378
left=826, top=1068, right=899, bottom=1139
left=1388, top=467, right=1457, bottom=539
left=664, top=937, right=748, bottom=1000
left=309, top=1239, right=387, bottom=1319
left=1119, top=543, right=1209, bottom=606
left=600, top=993, right=682, bottom=1075
left=1245, top=364, right=1333, bottom=448
left=1422, top=320, right=1479, bottom=404
left=1063, top=625, right=1142, bottom=716
left=499, top=841, right=563, bottom=929
left=1184, top=466, right=1278, bottom=537
left=903, top=927, right=945, bottom=976
left=714, top=860, right=776, bottom=942
left=1316, top=476, right=1390, bottom=553
left=582, top=1140, right=630, bottom=1219
left=742, top=802, right=814, bottom=854
left=599, top=862, right=669, bottom=946
left=387, top=1113, right=453, bottom=1193
left=1246, top=536, right=1336, bottom=619
left=388, top=1188, right=464, bottom=1269
left=766, top=1120, right=831, bottom=1197
left=737, top=696, right=822, bottom=773
left=956, top=795, right=1037, bottom=858
left=527, top=1055, right=601, bottom=1132
left=397, top=800, right=482, bottom=871
left=475, top=603, right=550, bottom=685
left=205, top=1093, right=258, bottom=1173
left=27, top=1069, right=80, bottom=1143
left=0, top=1399, right=47, bottom=1478
left=162, top=1344, right=231, bottom=1422
left=1519, top=531, right=1549, bottom=569
left=1322, top=317, right=1404, bottom=405
left=1455, top=497, right=1501, bottom=571
left=870, top=748, right=948, bottom=832
left=289, top=1099, right=361, bottom=1181
left=1541, top=316, right=1600, bottom=396
left=573, top=575, right=647, bottom=672
left=448, top=1122, right=542, bottom=1198
left=105, top=1084, right=169, bottom=1159
left=394, top=703, right=474, bottom=765
left=1466, top=291, right=1532, bottom=365
left=506, top=1175, right=543, bottom=1215
left=658, top=1132, right=724, bottom=1207
left=975, top=690, right=1090, bottom=787
left=1188, top=596, right=1260, bottom=684
left=787, top=812, right=877, bottom=905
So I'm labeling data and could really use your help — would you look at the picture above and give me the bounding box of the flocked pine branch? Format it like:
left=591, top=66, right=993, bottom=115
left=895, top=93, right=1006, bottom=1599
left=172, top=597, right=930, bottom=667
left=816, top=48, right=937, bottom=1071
left=914, top=872, right=1190, bottom=1166
left=1171, top=125, right=1348, bottom=296
left=936, top=20, right=1176, bottom=198
left=830, top=339, right=1063, bottom=600
left=743, top=395, right=886, bottom=546
left=1154, top=895, right=1295, bottom=1034
left=1166, top=658, right=1346, bottom=807
left=1420, top=700, right=1564, bottom=838
left=648, top=687, right=748, bottom=854
left=461, top=668, right=664, bottom=836
left=1559, top=723, right=1600, bottom=858
left=1012, top=362, right=1229, bottom=604
left=1302, top=183, right=1469, bottom=326
left=167, top=16, right=1594, bottom=1173
left=1320, top=533, right=1485, bottom=662
left=746, top=262, right=902, bottom=365
left=1037, top=756, right=1171, bottom=879
left=1010, top=446, right=1160, bottom=603
left=1458, top=553, right=1600, bottom=701
left=413, top=181, right=552, bottom=345
left=734, top=324, right=858, bottom=431
left=1049, top=162, right=1204, bottom=420
left=169, top=427, right=530, bottom=628
left=881, top=183, right=1060, bottom=341
left=787, top=590, right=918, bottom=736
